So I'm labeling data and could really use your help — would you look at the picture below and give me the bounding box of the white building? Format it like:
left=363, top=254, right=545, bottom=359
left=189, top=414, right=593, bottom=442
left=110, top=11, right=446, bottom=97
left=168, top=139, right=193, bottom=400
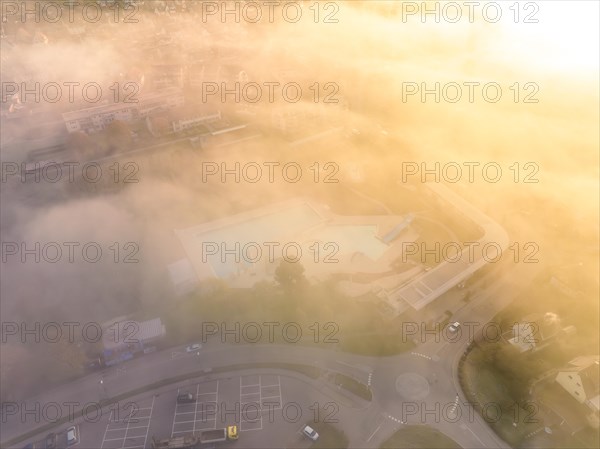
left=62, top=89, right=185, bottom=133
left=171, top=109, right=221, bottom=133
left=62, top=102, right=135, bottom=134
left=555, top=356, right=600, bottom=415
left=145, top=106, right=221, bottom=137
left=101, top=317, right=166, bottom=365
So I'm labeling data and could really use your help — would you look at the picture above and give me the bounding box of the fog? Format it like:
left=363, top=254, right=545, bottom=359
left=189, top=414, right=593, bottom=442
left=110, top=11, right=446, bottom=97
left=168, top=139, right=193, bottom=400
left=1, top=0, right=598, bottom=403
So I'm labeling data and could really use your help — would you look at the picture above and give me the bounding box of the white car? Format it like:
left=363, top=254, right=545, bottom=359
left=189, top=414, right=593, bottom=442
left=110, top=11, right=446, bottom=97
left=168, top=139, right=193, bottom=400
left=448, top=322, right=461, bottom=333
left=185, top=343, right=202, bottom=352
left=302, top=425, right=319, bottom=441
left=66, top=426, right=78, bottom=446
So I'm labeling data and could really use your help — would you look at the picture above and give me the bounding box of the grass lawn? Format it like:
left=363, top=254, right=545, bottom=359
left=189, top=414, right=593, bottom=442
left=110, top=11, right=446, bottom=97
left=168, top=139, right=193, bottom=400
left=333, top=373, right=372, bottom=401
left=338, top=333, right=414, bottom=356
left=310, top=422, right=349, bottom=449
left=379, top=425, right=461, bottom=449
left=157, top=280, right=415, bottom=358
left=459, top=345, right=547, bottom=447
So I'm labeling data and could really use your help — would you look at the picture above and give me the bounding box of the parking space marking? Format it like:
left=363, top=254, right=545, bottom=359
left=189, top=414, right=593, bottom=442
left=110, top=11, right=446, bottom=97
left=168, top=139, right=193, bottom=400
left=192, top=383, right=200, bottom=434
left=172, top=382, right=219, bottom=437
left=122, top=397, right=154, bottom=449
left=214, top=379, right=219, bottom=422
left=240, top=376, right=263, bottom=432
left=171, top=388, right=182, bottom=438
left=241, top=375, right=260, bottom=386
left=101, top=397, right=154, bottom=449
left=241, top=385, right=260, bottom=394
left=238, top=375, right=281, bottom=432
left=261, top=377, right=282, bottom=410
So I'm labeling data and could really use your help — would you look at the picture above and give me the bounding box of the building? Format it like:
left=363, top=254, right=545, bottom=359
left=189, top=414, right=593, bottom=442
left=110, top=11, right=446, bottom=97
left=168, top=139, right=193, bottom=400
left=145, top=106, right=221, bottom=137
left=555, top=356, right=600, bottom=415
left=62, top=102, right=135, bottom=134
left=62, top=88, right=185, bottom=134
left=506, top=312, right=576, bottom=353
left=534, top=355, right=600, bottom=435
left=380, top=182, right=510, bottom=314
left=171, top=107, right=221, bottom=133
left=101, top=318, right=166, bottom=366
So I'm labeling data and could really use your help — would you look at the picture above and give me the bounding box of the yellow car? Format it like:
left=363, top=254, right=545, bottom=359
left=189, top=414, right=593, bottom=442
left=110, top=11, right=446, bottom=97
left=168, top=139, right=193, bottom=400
left=227, top=425, right=238, bottom=440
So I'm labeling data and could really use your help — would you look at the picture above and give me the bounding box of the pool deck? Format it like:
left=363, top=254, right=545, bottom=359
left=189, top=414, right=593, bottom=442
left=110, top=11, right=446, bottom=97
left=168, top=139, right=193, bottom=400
left=173, top=198, right=418, bottom=288
left=172, top=183, right=505, bottom=314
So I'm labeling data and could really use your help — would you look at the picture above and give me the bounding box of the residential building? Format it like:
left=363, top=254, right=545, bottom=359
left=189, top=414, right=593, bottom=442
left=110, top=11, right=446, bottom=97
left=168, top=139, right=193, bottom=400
left=62, top=88, right=185, bottom=133
left=532, top=355, right=600, bottom=435
left=171, top=107, right=221, bottom=133
left=555, top=356, right=600, bottom=415
left=145, top=105, right=221, bottom=137
left=62, top=102, right=135, bottom=134
left=506, top=312, right=576, bottom=353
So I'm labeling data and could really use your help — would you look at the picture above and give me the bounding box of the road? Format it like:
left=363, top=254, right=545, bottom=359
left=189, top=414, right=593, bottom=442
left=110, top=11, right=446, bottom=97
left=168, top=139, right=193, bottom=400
left=1, top=259, right=540, bottom=449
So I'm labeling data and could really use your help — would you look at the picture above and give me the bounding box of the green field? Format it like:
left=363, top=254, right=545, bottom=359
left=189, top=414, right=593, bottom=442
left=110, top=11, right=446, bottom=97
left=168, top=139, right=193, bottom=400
left=379, top=425, right=461, bottom=449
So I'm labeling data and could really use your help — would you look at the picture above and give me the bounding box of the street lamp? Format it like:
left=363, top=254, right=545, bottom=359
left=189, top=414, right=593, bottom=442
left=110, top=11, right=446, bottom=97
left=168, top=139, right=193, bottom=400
left=99, top=378, right=108, bottom=399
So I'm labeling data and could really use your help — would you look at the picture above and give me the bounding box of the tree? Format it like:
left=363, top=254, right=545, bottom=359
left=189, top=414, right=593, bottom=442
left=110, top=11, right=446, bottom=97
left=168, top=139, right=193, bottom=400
left=65, top=131, right=98, bottom=161
left=274, top=260, right=307, bottom=291
left=103, top=120, right=132, bottom=156
left=53, top=338, right=87, bottom=373
left=493, top=343, right=542, bottom=398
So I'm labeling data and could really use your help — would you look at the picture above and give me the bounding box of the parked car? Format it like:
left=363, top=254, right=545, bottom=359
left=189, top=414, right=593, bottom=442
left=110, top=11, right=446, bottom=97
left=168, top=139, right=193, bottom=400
left=227, top=425, right=238, bottom=440
left=185, top=343, right=201, bottom=353
left=65, top=426, right=78, bottom=446
left=448, top=322, right=461, bottom=333
left=45, top=433, right=56, bottom=449
left=177, top=392, right=195, bottom=403
left=302, top=425, right=319, bottom=441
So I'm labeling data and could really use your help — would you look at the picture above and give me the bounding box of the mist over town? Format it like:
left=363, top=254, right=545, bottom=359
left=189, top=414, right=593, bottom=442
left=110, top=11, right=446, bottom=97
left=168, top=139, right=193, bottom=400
left=0, top=2, right=598, bottom=449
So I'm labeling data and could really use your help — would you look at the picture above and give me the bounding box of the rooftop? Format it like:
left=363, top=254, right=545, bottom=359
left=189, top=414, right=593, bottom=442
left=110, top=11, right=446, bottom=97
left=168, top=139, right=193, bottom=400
left=384, top=183, right=509, bottom=311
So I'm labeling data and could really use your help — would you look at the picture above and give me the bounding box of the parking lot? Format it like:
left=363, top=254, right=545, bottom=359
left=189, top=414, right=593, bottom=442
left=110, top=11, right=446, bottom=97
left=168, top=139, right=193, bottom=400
left=239, top=374, right=283, bottom=432
left=18, top=372, right=339, bottom=449
left=171, top=381, right=219, bottom=436
left=100, top=397, right=155, bottom=449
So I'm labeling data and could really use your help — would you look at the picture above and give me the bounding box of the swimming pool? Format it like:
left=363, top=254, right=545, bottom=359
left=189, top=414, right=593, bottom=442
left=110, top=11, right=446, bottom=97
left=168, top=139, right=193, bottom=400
left=190, top=202, right=393, bottom=280
left=197, top=202, right=325, bottom=279
left=307, top=225, right=389, bottom=260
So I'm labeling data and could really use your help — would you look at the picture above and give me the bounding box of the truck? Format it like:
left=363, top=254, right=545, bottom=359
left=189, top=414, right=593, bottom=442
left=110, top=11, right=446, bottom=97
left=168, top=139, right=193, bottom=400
left=199, top=428, right=227, bottom=444
left=151, top=435, right=197, bottom=449
left=151, top=426, right=238, bottom=448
